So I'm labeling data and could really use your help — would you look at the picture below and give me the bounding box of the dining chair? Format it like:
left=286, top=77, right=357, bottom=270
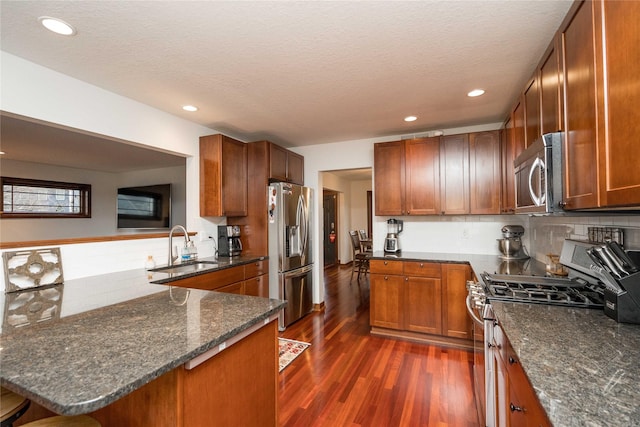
left=349, top=231, right=370, bottom=282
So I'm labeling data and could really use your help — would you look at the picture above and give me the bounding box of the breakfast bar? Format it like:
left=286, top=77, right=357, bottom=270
left=0, top=264, right=285, bottom=425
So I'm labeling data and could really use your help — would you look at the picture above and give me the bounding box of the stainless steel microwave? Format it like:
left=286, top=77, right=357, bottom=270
left=514, top=132, right=565, bottom=214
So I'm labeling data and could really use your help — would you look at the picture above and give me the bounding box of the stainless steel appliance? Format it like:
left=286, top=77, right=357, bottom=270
left=217, top=225, right=243, bottom=257
left=497, top=225, right=529, bottom=260
left=384, top=218, right=403, bottom=253
left=514, top=132, right=564, bottom=214
left=465, top=239, right=640, bottom=427
left=268, top=182, right=313, bottom=330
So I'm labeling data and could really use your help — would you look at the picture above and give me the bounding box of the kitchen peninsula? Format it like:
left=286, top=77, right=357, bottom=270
left=0, top=257, right=285, bottom=426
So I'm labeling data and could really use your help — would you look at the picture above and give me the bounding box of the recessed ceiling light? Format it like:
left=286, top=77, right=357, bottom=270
left=38, top=16, right=76, bottom=36
left=404, top=116, right=417, bottom=122
left=467, top=89, right=485, bottom=97
left=0, top=151, right=5, bottom=155
left=182, top=105, right=198, bottom=112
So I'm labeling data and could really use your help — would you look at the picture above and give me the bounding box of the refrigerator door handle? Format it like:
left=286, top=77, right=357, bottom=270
left=283, top=264, right=313, bottom=279
left=296, top=194, right=308, bottom=258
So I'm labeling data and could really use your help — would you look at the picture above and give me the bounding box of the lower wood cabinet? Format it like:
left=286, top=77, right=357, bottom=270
left=370, top=259, right=472, bottom=347
left=492, top=323, right=551, bottom=427
left=168, top=259, right=269, bottom=298
left=91, top=319, right=278, bottom=427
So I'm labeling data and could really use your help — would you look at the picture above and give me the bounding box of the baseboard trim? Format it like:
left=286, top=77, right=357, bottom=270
left=370, top=327, right=473, bottom=351
left=313, top=302, right=325, bottom=312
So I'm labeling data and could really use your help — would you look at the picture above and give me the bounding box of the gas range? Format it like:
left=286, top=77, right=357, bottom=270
left=480, top=272, right=605, bottom=308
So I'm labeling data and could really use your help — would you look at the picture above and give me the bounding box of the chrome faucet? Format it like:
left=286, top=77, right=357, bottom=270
left=168, top=225, right=190, bottom=266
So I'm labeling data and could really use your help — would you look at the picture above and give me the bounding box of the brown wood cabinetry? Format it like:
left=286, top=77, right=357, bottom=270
left=92, top=319, right=278, bottom=427
left=167, top=260, right=268, bottom=298
left=539, top=38, right=562, bottom=134
left=228, top=141, right=304, bottom=256
left=370, top=259, right=472, bottom=347
left=524, top=77, right=541, bottom=147
left=560, top=0, right=599, bottom=210
left=469, top=131, right=501, bottom=214
left=512, top=100, right=526, bottom=161
left=492, top=323, right=551, bottom=427
left=594, top=0, right=640, bottom=207
left=373, top=138, right=440, bottom=216
left=441, top=263, right=472, bottom=340
left=268, top=142, right=304, bottom=185
left=200, top=134, right=248, bottom=217
left=501, top=121, right=516, bottom=214
left=439, top=134, right=469, bottom=215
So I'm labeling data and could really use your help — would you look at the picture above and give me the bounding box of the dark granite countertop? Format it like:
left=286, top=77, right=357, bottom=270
left=369, top=251, right=640, bottom=426
left=0, top=257, right=285, bottom=416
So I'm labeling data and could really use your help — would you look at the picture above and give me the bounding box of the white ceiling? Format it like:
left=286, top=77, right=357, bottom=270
left=0, top=0, right=573, bottom=152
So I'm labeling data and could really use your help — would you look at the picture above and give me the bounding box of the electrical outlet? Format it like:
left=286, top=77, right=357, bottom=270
left=462, top=228, right=470, bottom=239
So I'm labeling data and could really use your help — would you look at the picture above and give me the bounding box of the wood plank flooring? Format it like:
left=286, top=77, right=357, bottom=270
left=278, top=264, right=479, bottom=427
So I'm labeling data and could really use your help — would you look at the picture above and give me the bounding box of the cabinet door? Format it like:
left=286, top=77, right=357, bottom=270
left=441, top=263, right=472, bottom=340
left=596, top=0, right=640, bottom=207
left=287, top=151, right=305, bottom=185
left=506, top=353, right=552, bottom=427
left=502, top=118, right=516, bottom=214
left=561, top=0, right=599, bottom=209
left=216, top=281, right=245, bottom=295
left=245, top=274, right=268, bottom=298
left=404, top=276, right=442, bottom=335
left=374, top=141, right=405, bottom=215
left=470, top=131, right=501, bottom=214
left=200, top=134, right=248, bottom=217
left=540, top=39, right=562, bottom=134
left=405, top=137, right=440, bottom=215
left=512, top=100, right=526, bottom=161
left=370, top=273, right=404, bottom=330
left=524, top=77, right=540, bottom=147
left=440, top=134, right=469, bottom=215
left=268, top=143, right=288, bottom=182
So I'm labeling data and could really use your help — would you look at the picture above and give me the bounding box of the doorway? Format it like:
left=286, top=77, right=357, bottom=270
left=323, top=191, right=338, bottom=267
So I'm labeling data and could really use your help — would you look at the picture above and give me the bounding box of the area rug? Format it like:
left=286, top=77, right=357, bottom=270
left=278, top=338, right=310, bottom=372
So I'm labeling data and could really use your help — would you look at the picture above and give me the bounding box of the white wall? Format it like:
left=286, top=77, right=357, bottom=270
left=0, top=51, right=224, bottom=290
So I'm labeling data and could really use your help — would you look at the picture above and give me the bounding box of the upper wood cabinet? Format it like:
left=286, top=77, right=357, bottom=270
left=523, top=77, right=541, bottom=147
left=560, top=0, right=599, bottom=210
left=268, top=142, right=304, bottom=185
left=501, top=121, right=516, bottom=214
left=539, top=37, right=563, bottom=134
left=405, top=138, right=441, bottom=215
left=440, top=134, right=469, bottom=215
left=594, top=0, right=640, bottom=207
left=200, top=134, right=248, bottom=217
left=469, top=131, right=502, bottom=215
left=512, top=99, right=526, bottom=161
left=374, top=137, right=440, bottom=216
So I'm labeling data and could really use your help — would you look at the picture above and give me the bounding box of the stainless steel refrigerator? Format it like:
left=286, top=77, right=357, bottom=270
left=267, top=182, right=313, bottom=330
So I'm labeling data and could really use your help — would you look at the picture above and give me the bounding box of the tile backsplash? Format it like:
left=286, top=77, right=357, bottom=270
left=529, top=214, right=640, bottom=263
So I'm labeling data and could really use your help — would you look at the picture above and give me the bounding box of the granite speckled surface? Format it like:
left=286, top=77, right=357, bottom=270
left=370, top=250, right=640, bottom=426
left=0, top=257, right=285, bottom=416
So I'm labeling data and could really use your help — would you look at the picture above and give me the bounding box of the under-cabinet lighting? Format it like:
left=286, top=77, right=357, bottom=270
left=404, top=116, right=417, bottom=122
left=38, top=16, right=76, bottom=36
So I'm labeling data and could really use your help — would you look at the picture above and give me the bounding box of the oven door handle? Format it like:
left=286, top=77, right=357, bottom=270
left=466, top=294, right=484, bottom=325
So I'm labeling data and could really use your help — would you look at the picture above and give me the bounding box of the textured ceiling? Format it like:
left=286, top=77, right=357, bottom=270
left=0, top=0, right=573, bottom=152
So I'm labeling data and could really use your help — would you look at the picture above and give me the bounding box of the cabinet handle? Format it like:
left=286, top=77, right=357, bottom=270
left=419, top=263, right=424, bottom=268
left=488, top=341, right=501, bottom=349
left=509, top=403, right=524, bottom=413
left=384, top=261, right=388, bottom=265
left=405, top=277, right=409, bottom=281
left=384, top=276, right=389, bottom=280
left=509, top=356, right=517, bottom=365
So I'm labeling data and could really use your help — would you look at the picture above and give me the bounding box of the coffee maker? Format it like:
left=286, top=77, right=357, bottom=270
left=384, top=219, right=403, bottom=253
left=218, top=225, right=243, bottom=257
left=497, top=225, right=529, bottom=260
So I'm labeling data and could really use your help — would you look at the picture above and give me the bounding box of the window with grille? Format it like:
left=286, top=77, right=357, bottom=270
left=1, top=177, right=91, bottom=218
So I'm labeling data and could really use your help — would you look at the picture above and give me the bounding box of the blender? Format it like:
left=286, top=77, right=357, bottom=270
left=384, top=219, right=403, bottom=253
left=497, top=225, right=529, bottom=260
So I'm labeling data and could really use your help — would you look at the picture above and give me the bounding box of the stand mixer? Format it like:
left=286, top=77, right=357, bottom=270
left=497, top=225, right=529, bottom=260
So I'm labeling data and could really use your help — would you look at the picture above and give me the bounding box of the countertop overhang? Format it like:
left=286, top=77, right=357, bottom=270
left=0, top=256, right=285, bottom=416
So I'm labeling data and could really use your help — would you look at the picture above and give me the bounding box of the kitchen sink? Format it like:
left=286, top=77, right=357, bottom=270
left=150, top=261, right=219, bottom=275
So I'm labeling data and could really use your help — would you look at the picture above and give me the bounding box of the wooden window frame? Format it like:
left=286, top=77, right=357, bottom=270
left=1, top=176, right=91, bottom=218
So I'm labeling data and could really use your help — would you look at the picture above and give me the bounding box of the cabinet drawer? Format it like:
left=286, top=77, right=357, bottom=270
left=216, top=281, right=245, bottom=295
left=370, top=259, right=404, bottom=275
left=403, top=261, right=441, bottom=277
left=244, top=259, right=269, bottom=279
left=245, top=274, right=269, bottom=298
left=168, top=266, right=245, bottom=291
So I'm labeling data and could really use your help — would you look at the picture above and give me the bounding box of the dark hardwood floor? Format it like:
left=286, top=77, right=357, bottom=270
left=278, top=264, right=479, bottom=427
